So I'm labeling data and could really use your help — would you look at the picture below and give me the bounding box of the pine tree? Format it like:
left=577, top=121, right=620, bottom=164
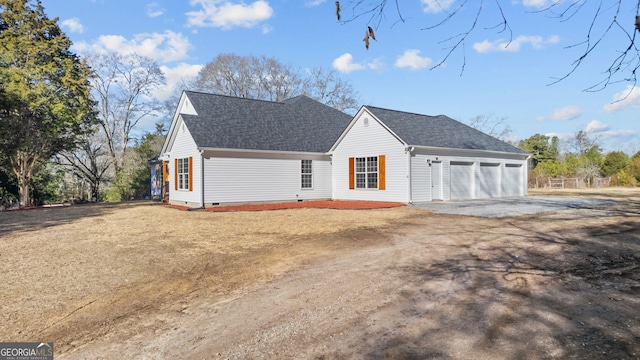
left=0, top=0, right=95, bottom=207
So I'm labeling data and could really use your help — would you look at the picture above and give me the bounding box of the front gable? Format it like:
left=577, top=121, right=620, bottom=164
left=329, top=106, right=406, bottom=153
left=160, top=92, right=197, bottom=158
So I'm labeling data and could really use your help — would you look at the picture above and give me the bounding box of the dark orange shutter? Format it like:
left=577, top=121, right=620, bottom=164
left=174, top=159, right=178, bottom=190
left=379, top=155, right=386, bottom=190
left=188, top=156, right=193, bottom=192
left=348, top=157, right=355, bottom=189
left=163, top=161, right=169, bottom=183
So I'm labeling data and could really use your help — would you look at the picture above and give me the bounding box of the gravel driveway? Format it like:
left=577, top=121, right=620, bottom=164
left=411, top=196, right=616, bottom=217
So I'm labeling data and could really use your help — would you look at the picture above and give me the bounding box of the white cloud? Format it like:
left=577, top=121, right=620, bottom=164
left=522, top=0, right=556, bottom=8
left=186, top=0, right=273, bottom=29
left=61, top=18, right=84, bottom=33
left=73, top=31, right=192, bottom=63
left=602, top=85, right=640, bottom=113
left=305, top=0, right=325, bottom=6
left=473, top=35, right=560, bottom=53
left=595, top=129, right=639, bottom=140
left=421, top=0, right=455, bottom=13
left=394, top=49, right=432, bottom=70
left=551, top=105, right=581, bottom=120
left=147, top=2, right=165, bottom=17
left=585, top=120, right=609, bottom=133
left=536, top=105, right=581, bottom=121
left=333, top=53, right=365, bottom=73
left=583, top=120, right=638, bottom=143
left=153, top=63, right=204, bottom=101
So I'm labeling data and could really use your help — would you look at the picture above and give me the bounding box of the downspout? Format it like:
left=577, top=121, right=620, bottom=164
left=201, top=150, right=205, bottom=207
left=405, top=146, right=414, bottom=204
left=188, top=150, right=205, bottom=211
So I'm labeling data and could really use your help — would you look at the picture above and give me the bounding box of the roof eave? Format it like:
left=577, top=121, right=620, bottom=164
left=198, top=147, right=329, bottom=156
left=410, top=144, right=530, bottom=158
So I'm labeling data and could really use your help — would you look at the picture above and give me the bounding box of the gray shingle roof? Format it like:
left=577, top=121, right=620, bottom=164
left=182, top=91, right=353, bottom=153
left=366, top=106, right=528, bottom=155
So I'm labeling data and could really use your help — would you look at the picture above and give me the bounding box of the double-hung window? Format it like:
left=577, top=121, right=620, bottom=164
left=355, top=156, right=378, bottom=189
left=349, top=155, right=385, bottom=190
left=301, top=160, right=313, bottom=189
left=177, top=158, right=190, bottom=191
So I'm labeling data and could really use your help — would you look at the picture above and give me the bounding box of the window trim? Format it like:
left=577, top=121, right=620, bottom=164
left=301, top=159, right=313, bottom=189
left=350, top=155, right=385, bottom=190
left=175, top=157, right=192, bottom=191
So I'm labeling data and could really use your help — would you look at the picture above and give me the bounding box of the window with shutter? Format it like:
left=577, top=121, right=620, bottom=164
left=350, top=155, right=385, bottom=190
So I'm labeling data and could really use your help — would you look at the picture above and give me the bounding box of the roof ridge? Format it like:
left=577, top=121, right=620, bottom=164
left=184, top=90, right=290, bottom=105
left=365, top=105, right=446, bottom=119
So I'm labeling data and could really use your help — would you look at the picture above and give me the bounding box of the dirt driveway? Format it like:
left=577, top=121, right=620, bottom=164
left=1, top=189, right=639, bottom=359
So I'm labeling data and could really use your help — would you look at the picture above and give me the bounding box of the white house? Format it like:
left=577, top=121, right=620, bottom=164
left=158, top=91, right=529, bottom=208
left=159, top=91, right=353, bottom=208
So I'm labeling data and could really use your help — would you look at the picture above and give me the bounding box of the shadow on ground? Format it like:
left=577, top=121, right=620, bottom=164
left=368, top=201, right=640, bottom=359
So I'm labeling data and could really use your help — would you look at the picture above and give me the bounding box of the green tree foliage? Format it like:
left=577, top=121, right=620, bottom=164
left=628, top=152, right=640, bottom=184
left=534, top=160, right=564, bottom=178
left=518, top=134, right=556, bottom=169
left=563, top=154, right=581, bottom=177
left=601, top=151, right=629, bottom=177
left=105, top=123, right=165, bottom=201
left=0, top=0, right=95, bottom=207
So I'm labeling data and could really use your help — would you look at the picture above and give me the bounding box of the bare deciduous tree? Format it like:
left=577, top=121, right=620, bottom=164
left=302, top=67, right=360, bottom=113
left=86, top=51, right=166, bottom=174
left=191, top=54, right=360, bottom=113
left=467, top=114, right=512, bottom=141
left=56, top=131, right=112, bottom=201
left=338, top=1, right=640, bottom=91
left=569, top=130, right=600, bottom=157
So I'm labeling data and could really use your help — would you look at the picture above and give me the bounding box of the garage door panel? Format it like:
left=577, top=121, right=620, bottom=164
left=478, top=163, right=500, bottom=198
left=503, top=164, right=522, bottom=197
left=450, top=162, right=473, bottom=200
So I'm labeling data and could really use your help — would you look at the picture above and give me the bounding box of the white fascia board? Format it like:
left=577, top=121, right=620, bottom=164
left=328, top=106, right=365, bottom=153
left=160, top=92, right=192, bottom=155
left=411, top=144, right=530, bottom=159
left=199, top=147, right=329, bottom=157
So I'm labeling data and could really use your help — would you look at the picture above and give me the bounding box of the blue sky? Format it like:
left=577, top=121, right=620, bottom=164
left=43, top=0, right=639, bottom=154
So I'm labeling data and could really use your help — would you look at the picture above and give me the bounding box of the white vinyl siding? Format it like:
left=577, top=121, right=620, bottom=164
left=203, top=155, right=331, bottom=204
left=332, top=110, right=408, bottom=202
left=169, top=119, right=201, bottom=205
left=450, top=162, right=474, bottom=200
left=409, top=149, right=528, bottom=203
left=410, top=155, right=431, bottom=202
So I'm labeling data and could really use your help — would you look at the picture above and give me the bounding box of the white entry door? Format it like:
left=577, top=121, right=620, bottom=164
left=431, top=161, right=442, bottom=200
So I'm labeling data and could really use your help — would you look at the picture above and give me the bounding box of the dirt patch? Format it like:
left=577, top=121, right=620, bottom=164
left=1, top=190, right=639, bottom=359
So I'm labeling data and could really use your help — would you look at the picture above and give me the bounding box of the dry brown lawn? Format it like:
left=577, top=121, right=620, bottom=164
left=1, top=188, right=639, bottom=359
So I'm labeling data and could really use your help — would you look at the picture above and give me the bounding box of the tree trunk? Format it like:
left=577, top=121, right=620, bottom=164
left=91, top=181, right=99, bottom=202
left=12, top=150, right=35, bottom=208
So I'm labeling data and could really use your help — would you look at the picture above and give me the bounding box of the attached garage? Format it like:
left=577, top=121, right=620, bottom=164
left=331, top=105, right=530, bottom=204
left=503, top=164, right=523, bottom=197
left=450, top=162, right=474, bottom=200
left=477, top=163, right=501, bottom=198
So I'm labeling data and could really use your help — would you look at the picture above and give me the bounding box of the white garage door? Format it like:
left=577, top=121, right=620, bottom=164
left=503, top=164, right=522, bottom=197
left=450, top=162, right=474, bottom=200
left=478, top=163, right=500, bottom=198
